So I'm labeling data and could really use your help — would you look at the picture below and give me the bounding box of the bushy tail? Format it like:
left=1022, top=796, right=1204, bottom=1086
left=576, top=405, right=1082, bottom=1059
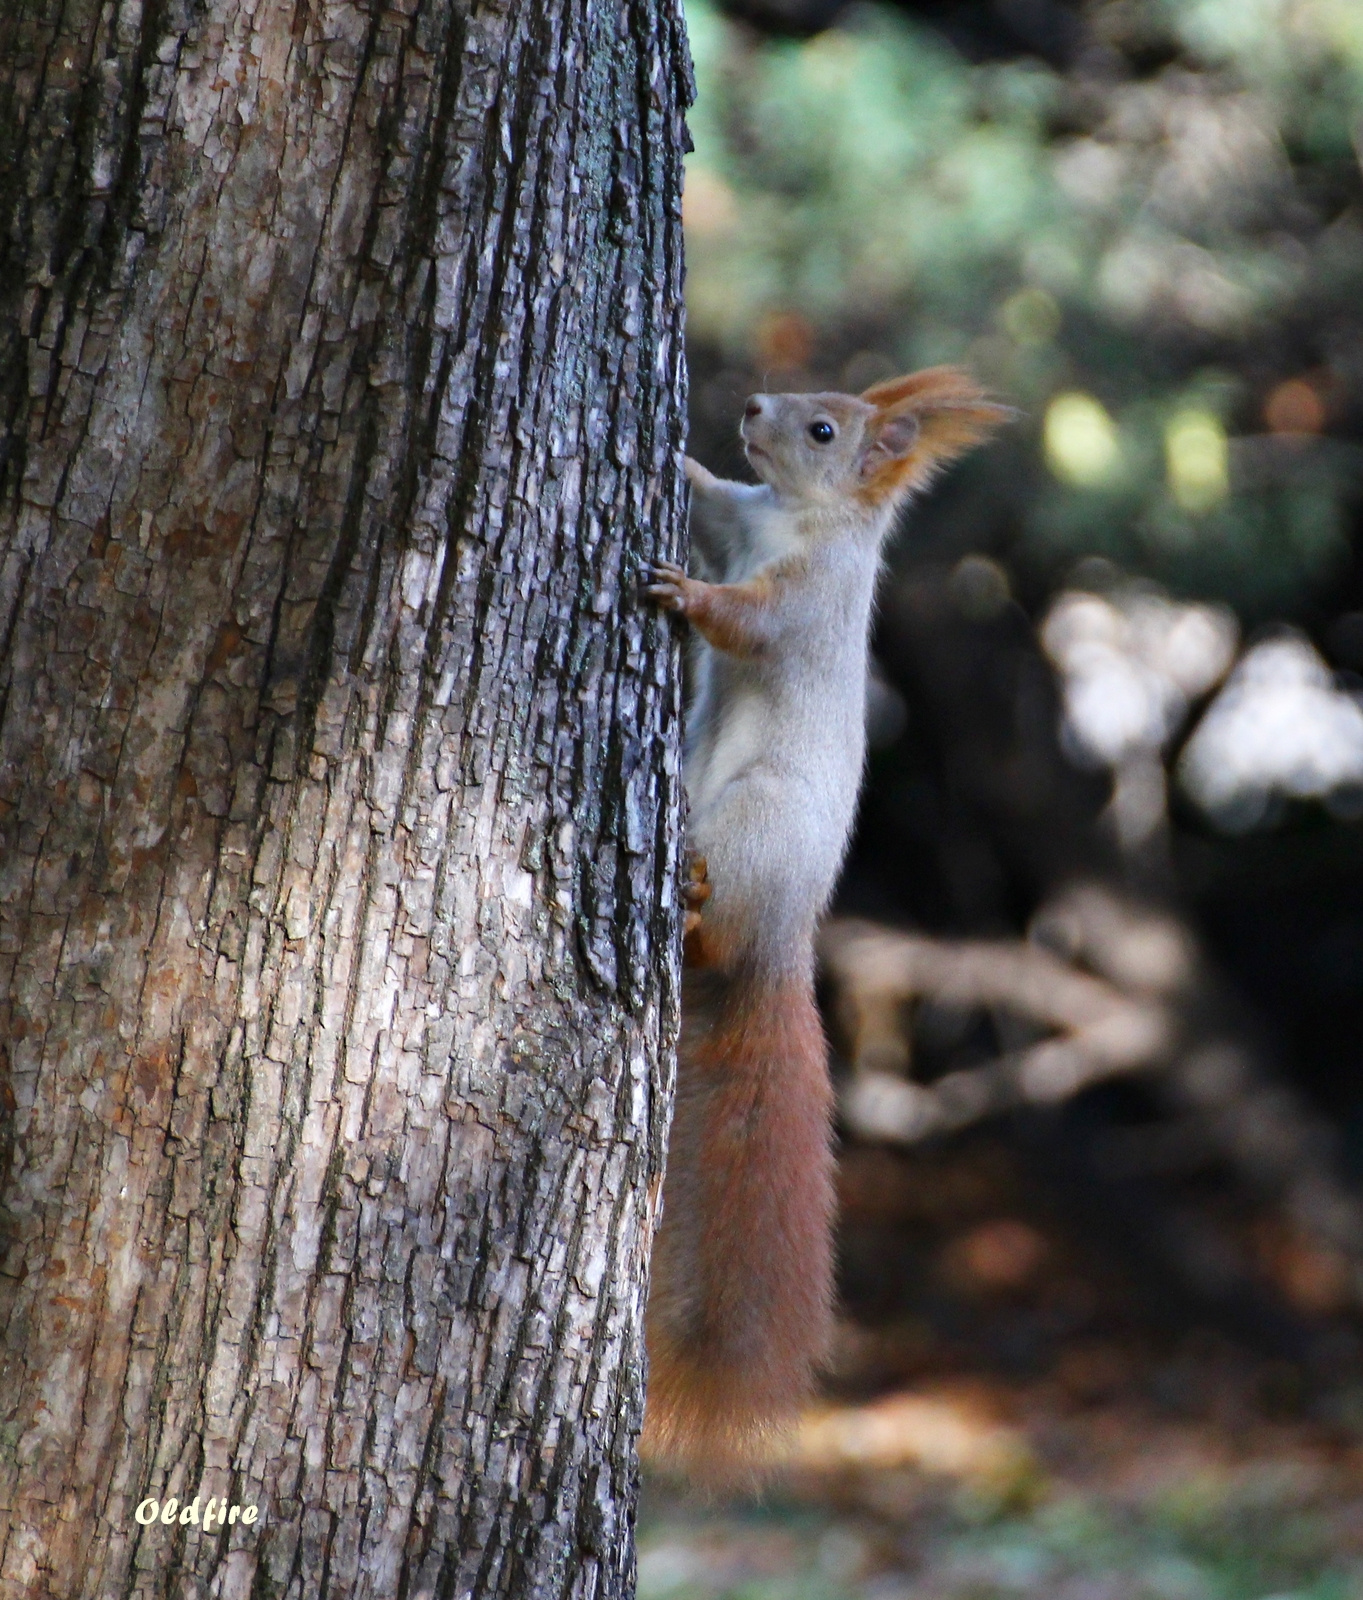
left=643, top=968, right=835, bottom=1485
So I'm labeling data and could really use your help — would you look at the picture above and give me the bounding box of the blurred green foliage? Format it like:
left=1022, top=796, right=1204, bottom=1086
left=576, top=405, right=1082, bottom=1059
left=683, top=0, right=1363, bottom=614
left=638, top=1467, right=1357, bottom=1599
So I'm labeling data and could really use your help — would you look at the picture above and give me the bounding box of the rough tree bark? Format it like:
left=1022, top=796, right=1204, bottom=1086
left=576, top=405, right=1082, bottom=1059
left=0, top=1, right=690, bottom=1595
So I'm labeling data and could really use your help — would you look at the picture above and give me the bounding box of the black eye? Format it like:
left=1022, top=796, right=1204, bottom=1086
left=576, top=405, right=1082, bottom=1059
left=808, top=420, right=836, bottom=444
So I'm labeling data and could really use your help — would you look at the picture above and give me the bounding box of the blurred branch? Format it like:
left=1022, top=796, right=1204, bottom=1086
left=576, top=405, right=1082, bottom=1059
left=821, top=888, right=1363, bottom=1305
left=822, top=916, right=1173, bottom=1143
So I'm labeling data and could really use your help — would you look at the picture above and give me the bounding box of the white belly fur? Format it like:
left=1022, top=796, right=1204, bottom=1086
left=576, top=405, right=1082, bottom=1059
left=686, top=661, right=867, bottom=975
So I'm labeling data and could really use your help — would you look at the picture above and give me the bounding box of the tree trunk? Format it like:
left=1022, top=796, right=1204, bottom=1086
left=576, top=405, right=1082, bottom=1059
left=0, top=0, right=690, bottom=1594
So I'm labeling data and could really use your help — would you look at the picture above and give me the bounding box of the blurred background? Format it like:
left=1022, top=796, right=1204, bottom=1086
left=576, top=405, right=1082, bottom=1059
left=641, top=0, right=1363, bottom=1594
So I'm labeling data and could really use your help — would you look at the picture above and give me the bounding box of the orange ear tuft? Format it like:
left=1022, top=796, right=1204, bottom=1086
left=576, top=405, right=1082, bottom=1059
left=861, top=365, right=981, bottom=409
left=857, top=366, right=1014, bottom=507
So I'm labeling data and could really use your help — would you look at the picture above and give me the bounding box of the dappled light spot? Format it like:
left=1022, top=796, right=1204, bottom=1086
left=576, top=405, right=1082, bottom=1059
left=754, top=310, right=815, bottom=371
left=1041, top=586, right=1238, bottom=769
left=1179, top=634, right=1363, bottom=831
left=787, top=1390, right=1033, bottom=1484
left=1165, top=409, right=1230, bottom=512
left=1044, top=393, right=1122, bottom=487
left=1265, top=378, right=1326, bottom=436
left=1254, top=1220, right=1353, bottom=1317
left=1000, top=287, right=1061, bottom=346
left=943, top=1219, right=1050, bottom=1292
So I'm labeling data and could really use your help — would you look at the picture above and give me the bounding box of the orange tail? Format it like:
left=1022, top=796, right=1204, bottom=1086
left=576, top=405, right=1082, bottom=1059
left=643, top=968, right=835, bottom=1484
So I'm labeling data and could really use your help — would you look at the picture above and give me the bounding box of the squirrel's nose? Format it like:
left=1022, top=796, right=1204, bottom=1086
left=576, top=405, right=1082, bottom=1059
left=743, top=396, right=765, bottom=420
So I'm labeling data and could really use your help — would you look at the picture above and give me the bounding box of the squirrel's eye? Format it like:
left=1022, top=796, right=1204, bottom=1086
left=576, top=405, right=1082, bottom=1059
left=808, top=420, right=836, bottom=444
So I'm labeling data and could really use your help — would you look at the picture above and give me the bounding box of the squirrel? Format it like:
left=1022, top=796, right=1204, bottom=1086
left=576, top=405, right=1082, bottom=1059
left=641, top=366, right=1010, bottom=1483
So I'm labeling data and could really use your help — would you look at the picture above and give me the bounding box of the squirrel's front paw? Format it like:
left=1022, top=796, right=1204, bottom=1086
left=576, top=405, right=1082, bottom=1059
left=683, top=456, right=721, bottom=493
left=644, top=561, right=695, bottom=615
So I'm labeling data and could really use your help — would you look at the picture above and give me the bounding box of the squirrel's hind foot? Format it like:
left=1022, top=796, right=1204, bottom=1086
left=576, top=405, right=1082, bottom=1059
left=682, top=851, right=710, bottom=934
left=682, top=852, right=712, bottom=966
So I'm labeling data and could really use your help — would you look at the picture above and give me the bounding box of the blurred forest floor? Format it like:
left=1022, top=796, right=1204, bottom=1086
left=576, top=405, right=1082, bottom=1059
left=641, top=1408, right=1363, bottom=1600
left=640, top=1140, right=1363, bottom=1599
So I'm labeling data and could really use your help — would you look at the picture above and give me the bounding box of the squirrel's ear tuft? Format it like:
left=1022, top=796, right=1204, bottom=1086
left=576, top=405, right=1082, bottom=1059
left=858, top=366, right=1013, bottom=505
left=861, top=364, right=996, bottom=411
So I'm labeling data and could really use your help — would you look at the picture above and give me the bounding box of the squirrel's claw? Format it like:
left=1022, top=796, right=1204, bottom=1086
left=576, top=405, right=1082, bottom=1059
left=644, top=560, right=691, bottom=613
